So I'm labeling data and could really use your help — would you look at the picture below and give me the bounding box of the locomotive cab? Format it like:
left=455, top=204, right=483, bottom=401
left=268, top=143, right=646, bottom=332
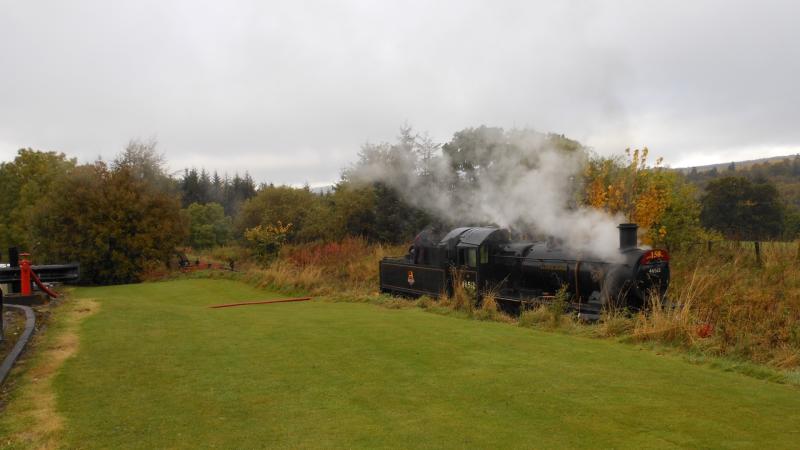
left=450, top=228, right=510, bottom=290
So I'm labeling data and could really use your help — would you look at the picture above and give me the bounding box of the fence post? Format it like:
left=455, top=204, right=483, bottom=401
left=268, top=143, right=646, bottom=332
left=754, top=241, right=761, bottom=266
left=707, top=241, right=713, bottom=252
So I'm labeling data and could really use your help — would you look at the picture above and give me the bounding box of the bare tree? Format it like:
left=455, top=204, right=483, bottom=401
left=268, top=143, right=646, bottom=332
left=113, top=138, right=174, bottom=191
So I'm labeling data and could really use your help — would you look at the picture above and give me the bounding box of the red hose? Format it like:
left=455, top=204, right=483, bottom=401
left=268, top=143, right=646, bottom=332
left=30, top=269, right=59, bottom=298
left=209, top=297, right=311, bottom=309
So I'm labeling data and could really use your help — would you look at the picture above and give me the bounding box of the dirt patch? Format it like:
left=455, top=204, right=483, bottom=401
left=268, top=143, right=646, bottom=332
left=0, top=298, right=99, bottom=449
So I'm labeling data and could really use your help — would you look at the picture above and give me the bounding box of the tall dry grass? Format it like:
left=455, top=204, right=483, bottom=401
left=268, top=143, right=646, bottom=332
left=628, top=241, right=800, bottom=368
left=241, top=261, right=325, bottom=294
left=284, top=237, right=380, bottom=287
left=237, top=237, right=407, bottom=296
left=449, top=268, right=475, bottom=314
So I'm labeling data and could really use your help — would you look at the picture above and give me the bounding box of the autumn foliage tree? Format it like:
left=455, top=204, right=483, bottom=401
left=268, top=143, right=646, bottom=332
left=32, top=160, right=186, bottom=284
left=585, top=148, right=705, bottom=249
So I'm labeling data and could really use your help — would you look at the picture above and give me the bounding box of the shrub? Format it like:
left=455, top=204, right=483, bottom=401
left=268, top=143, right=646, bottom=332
left=244, top=222, right=292, bottom=264
left=416, top=295, right=435, bottom=309
left=519, top=306, right=552, bottom=328
left=549, top=285, right=570, bottom=326
left=481, top=293, right=498, bottom=313
left=598, top=310, right=634, bottom=337
left=209, top=245, right=244, bottom=268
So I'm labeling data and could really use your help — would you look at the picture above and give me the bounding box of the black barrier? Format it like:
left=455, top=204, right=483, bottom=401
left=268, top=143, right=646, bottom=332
left=0, top=303, right=36, bottom=385
left=0, top=264, right=81, bottom=285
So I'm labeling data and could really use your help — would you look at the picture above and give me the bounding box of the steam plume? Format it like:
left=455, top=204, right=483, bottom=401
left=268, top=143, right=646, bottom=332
left=348, top=127, right=625, bottom=260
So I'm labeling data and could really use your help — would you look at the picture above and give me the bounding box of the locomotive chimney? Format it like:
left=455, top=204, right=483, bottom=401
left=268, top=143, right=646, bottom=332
left=618, top=223, right=638, bottom=250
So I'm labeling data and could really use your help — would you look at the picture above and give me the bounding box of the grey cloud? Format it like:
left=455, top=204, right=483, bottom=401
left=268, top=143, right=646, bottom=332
left=1, top=0, right=798, bottom=184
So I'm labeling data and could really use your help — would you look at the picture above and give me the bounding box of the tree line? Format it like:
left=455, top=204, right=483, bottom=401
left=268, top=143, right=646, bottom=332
left=1, top=128, right=796, bottom=284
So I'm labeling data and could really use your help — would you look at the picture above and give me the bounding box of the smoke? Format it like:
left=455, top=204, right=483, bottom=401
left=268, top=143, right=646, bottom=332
left=349, top=127, right=626, bottom=261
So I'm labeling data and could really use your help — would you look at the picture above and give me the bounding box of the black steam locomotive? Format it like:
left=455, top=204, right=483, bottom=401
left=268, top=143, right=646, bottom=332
left=379, top=223, right=669, bottom=319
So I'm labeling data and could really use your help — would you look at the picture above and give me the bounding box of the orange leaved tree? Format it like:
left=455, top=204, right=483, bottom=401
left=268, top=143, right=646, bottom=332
left=584, top=148, right=703, bottom=249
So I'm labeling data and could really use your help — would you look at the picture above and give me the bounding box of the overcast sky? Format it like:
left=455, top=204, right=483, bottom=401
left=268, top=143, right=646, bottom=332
left=1, top=1, right=798, bottom=185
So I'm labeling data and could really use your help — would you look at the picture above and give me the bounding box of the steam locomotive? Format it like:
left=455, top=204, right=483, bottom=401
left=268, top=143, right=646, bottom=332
left=379, top=223, right=669, bottom=319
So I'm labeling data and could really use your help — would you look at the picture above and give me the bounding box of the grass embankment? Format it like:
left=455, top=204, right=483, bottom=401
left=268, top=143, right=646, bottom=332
left=189, top=238, right=800, bottom=371
left=3, top=278, right=800, bottom=448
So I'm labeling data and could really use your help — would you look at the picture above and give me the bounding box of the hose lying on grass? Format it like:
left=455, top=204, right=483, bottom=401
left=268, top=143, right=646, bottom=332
left=208, top=297, right=312, bottom=309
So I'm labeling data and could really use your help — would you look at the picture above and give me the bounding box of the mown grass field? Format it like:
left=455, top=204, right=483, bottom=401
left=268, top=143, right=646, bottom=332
left=3, top=278, right=800, bottom=448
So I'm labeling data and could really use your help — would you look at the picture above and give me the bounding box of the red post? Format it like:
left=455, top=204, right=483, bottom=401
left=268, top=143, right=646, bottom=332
left=20, top=253, right=31, bottom=296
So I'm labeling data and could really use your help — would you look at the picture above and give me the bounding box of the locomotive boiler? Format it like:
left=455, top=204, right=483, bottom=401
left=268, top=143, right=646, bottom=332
left=379, top=223, right=669, bottom=319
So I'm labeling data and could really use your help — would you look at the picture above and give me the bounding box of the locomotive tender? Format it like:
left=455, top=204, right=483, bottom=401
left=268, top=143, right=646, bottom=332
left=379, top=223, right=669, bottom=319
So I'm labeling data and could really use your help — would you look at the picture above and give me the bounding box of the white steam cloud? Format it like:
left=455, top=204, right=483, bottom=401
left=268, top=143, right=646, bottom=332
left=349, top=127, right=626, bottom=261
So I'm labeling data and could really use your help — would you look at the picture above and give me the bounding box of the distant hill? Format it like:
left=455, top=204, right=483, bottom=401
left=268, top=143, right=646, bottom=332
left=677, top=154, right=800, bottom=174
left=678, top=154, right=800, bottom=212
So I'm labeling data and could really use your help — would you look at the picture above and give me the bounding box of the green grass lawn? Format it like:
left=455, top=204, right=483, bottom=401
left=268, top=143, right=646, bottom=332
left=19, top=279, right=800, bottom=447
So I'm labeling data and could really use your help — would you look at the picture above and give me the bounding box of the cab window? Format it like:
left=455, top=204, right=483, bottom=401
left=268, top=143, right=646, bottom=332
left=479, top=245, right=489, bottom=264
left=467, top=248, right=477, bottom=268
